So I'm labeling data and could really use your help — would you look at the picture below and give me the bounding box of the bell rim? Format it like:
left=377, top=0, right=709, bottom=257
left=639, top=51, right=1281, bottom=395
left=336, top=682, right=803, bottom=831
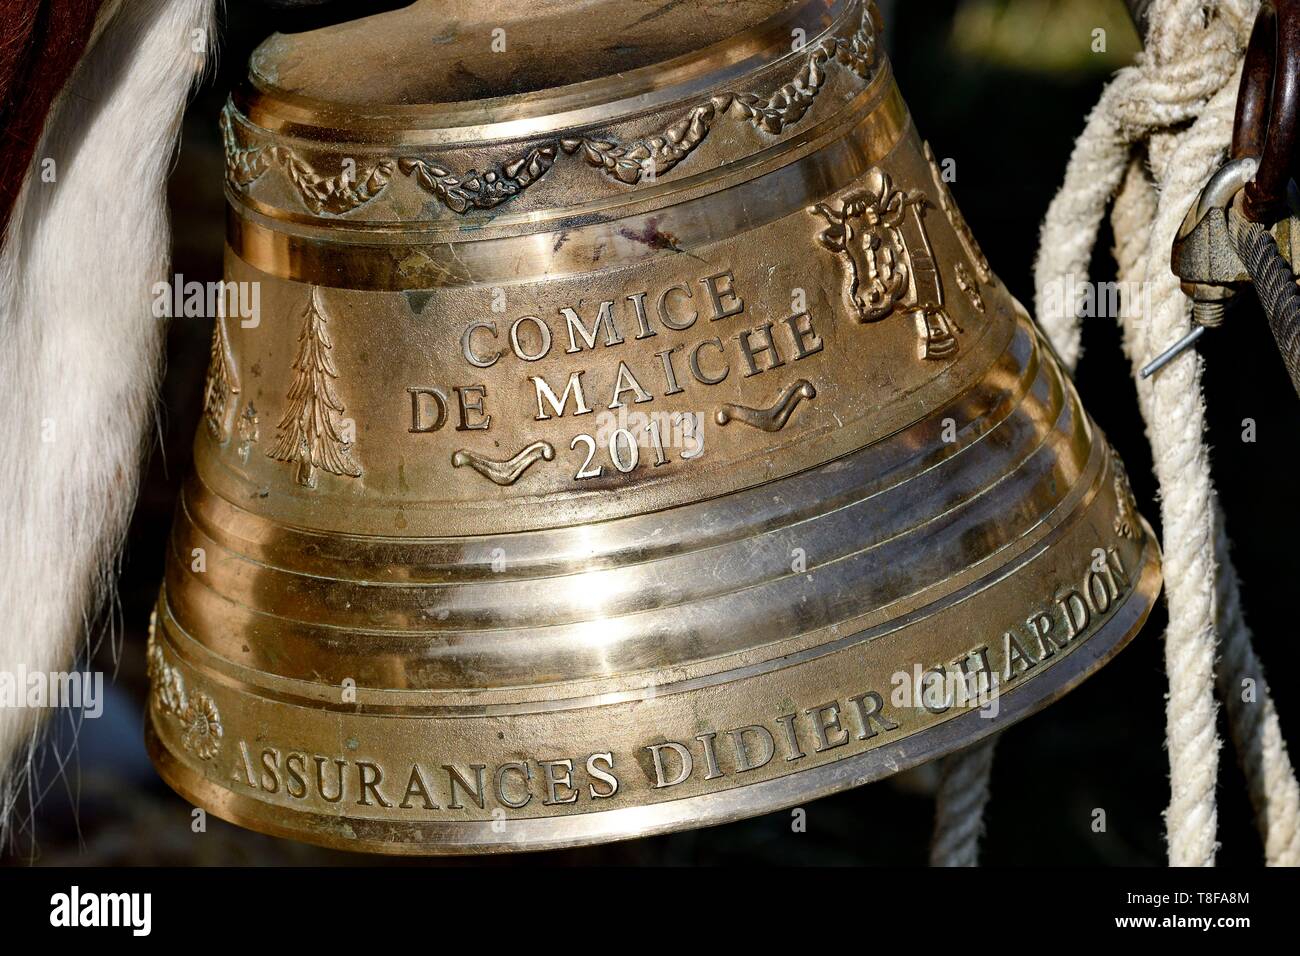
left=145, top=527, right=1160, bottom=856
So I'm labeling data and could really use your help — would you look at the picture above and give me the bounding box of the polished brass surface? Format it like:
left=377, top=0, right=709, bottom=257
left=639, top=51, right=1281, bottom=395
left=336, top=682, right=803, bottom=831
left=148, top=0, right=1162, bottom=854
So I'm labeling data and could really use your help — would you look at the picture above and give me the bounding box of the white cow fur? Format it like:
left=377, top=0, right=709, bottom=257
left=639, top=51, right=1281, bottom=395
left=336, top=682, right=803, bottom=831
left=0, top=0, right=215, bottom=833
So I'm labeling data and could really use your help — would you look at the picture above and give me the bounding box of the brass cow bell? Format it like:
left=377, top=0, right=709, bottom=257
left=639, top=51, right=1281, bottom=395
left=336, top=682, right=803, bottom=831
left=146, top=0, right=1161, bottom=853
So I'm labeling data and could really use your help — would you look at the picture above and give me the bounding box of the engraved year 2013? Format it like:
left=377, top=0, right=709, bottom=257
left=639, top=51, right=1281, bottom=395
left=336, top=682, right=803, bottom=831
left=569, top=410, right=705, bottom=480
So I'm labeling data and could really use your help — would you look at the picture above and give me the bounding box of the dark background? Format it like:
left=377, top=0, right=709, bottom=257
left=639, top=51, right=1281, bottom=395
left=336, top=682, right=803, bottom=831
left=6, top=0, right=1299, bottom=866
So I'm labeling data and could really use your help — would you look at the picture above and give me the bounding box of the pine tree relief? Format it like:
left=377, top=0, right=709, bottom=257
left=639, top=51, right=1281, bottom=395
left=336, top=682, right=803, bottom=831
left=267, top=287, right=362, bottom=487
left=202, top=317, right=239, bottom=442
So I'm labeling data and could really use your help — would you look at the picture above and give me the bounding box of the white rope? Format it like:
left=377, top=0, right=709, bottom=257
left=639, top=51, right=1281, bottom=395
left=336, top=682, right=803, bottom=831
left=1037, top=0, right=1300, bottom=866
left=1131, top=85, right=1234, bottom=867
left=929, top=738, right=997, bottom=866
left=929, top=1, right=1242, bottom=866
left=1112, top=138, right=1299, bottom=868
left=1213, top=509, right=1300, bottom=865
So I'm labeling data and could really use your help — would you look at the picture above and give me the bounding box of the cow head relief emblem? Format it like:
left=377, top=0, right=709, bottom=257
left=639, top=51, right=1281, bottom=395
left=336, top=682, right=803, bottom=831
left=810, top=168, right=962, bottom=360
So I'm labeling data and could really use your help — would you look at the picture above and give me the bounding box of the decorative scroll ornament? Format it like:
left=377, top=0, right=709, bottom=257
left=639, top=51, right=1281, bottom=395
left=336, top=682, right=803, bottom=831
left=220, top=3, right=880, bottom=216
left=809, top=168, right=962, bottom=360
left=236, top=401, right=260, bottom=464
left=716, top=380, right=817, bottom=431
left=452, top=441, right=556, bottom=486
left=147, top=612, right=223, bottom=761
left=558, top=106, right=715, bottom=185
left=277, top=152, right=394, bottom=215
left=1111, top=449, right=1139, bottom=540
left=555, top=7, right=879, bottom=186
left=955, top=262, right=985, bottom=313
left=220, top=108, right=394, bottom=215
left=202, top=316, right=239, bottom=442
left=400, top=146, right=559, bottom=213
left=267, top=288, right=362, bottom=487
